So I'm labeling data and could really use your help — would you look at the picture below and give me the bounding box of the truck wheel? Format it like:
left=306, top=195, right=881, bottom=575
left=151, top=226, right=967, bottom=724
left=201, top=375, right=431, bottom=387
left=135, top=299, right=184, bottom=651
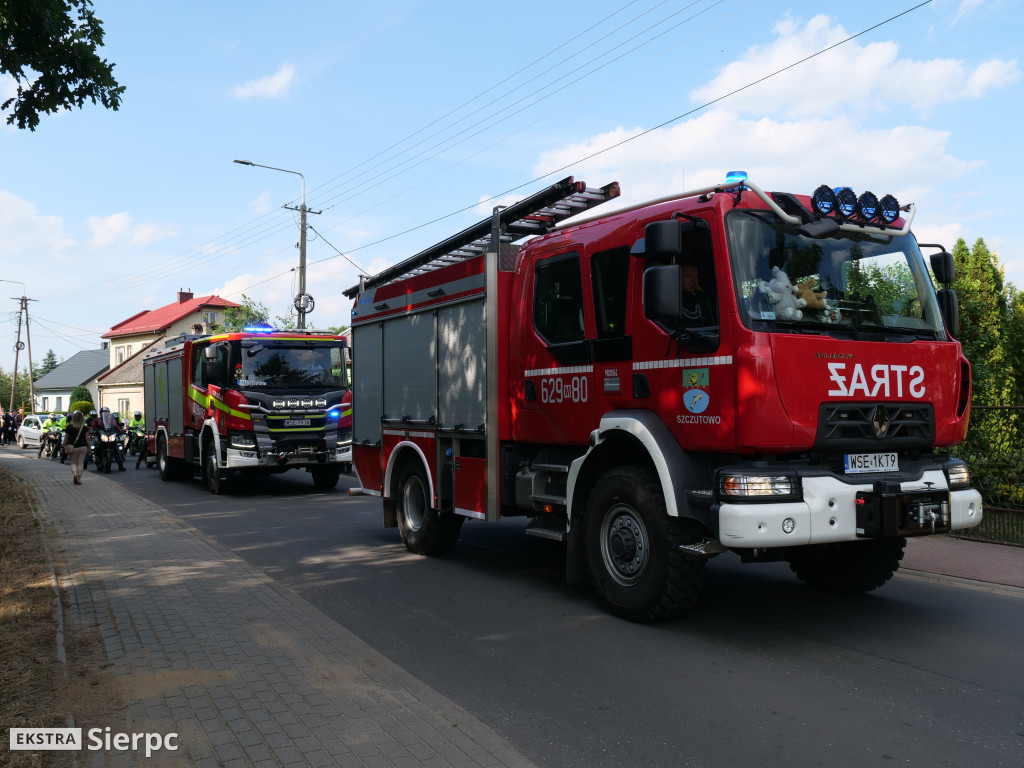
left=585, top=465, right=706, bottom=622
left=396, top=462, right=463, bottom=555
left=311, top=465, right=341, bottom=490
left=205, top=446, right=227, bottom=495
left=157, top=436, right=178, bottom=481
left=786, top=538, right=906, bottom=594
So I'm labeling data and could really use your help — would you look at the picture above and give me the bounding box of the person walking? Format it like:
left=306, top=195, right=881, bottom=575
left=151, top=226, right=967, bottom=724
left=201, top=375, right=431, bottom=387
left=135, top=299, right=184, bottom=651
left=63, top=411, right=90, bottom=485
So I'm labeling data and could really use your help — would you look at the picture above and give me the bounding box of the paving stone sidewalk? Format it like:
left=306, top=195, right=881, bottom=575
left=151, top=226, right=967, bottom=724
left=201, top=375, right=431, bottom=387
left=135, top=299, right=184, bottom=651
left=5, top=450, right=538, bottom=768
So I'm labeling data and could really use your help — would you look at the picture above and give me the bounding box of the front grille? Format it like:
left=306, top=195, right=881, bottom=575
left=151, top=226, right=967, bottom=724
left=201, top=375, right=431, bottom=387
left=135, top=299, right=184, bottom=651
left=266, top=416, right=327, bottom=432
left=815, top=402, right=934, bottom=452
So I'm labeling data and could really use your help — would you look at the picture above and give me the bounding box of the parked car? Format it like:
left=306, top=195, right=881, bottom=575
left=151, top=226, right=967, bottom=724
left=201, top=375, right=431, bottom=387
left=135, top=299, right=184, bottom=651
left=16, top=414, right=44, bottom=449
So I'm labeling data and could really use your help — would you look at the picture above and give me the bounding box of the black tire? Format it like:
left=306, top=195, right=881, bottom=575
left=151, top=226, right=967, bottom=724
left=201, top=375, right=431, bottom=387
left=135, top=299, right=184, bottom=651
left=157, top=435, right=178, bottom=482
left=585, top=465, right=707, bottom=622
left=102, top=452, right=111, bottom=474
left=786, top=538, right=906, bottom=594
left=396, top=461, right=463, bottom=555
left=311, top=465, right=341, bottom=490
left=205, top=444, right=227, bottom=495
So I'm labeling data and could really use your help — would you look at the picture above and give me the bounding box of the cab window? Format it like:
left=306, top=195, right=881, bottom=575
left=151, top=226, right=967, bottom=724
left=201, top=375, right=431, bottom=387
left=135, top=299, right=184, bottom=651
left=591, top=247, right=630, bottom=339
left=534, top=254, right=584, bottom=345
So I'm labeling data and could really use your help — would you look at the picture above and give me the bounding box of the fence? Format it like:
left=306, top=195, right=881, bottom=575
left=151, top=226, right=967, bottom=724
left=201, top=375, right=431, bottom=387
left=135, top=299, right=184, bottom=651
left=950, top=405, right=1024, bottom=546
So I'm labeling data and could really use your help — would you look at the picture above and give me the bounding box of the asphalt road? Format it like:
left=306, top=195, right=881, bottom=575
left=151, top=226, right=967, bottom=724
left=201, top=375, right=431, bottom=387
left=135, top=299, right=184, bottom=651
left=100, top=462, right=1023, bottom=768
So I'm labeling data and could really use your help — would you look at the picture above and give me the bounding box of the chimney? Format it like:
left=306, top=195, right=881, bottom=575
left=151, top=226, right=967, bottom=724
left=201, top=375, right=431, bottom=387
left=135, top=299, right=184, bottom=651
left=177, top=288, right=194, bottom=303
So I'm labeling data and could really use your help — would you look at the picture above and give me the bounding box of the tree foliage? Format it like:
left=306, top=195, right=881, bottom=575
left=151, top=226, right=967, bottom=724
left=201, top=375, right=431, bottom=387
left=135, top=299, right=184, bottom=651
left=0, top=366, right=33, bottom=411
left=220, top=294, right=272, bottom=331
left=70, top=384, right=92, bottom=405
left=0, top=0, right=125, bottom=130
left=34, top=348, right=59, bottom=380
left=953, top=237, right=1011, bottom=405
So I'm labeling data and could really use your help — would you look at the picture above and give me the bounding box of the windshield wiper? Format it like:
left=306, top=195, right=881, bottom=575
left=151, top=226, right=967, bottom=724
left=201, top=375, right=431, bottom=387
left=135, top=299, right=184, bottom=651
left=854, top=324, right=938, bottom=340
left=769, top=319, right=858, bottom=337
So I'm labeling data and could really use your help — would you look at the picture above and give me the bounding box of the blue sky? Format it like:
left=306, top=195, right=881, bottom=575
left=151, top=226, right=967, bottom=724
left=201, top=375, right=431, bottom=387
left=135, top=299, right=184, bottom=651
left=1, top=0, right=1020, bottom=372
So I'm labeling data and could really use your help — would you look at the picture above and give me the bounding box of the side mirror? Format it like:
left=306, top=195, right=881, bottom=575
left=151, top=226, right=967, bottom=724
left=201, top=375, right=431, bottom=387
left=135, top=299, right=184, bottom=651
left=643, top=220, right=683, bottom=261
left=643, top=265, right=682, bottom=322
left=204, top=360, right=220, bottom=386
left=930, top=251, right=955, bottom=286
left=937, top=288, right=960, bottom=338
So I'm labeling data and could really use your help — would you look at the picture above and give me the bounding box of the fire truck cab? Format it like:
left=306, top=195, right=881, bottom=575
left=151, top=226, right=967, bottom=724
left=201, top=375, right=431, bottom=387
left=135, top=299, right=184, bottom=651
left=345, top=174, right=982, bottom=621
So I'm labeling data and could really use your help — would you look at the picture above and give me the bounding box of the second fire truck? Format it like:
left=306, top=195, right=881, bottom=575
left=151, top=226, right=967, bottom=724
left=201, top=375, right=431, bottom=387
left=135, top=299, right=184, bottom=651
left=143, top=327, right=351, bottom=494
left=344, top=174, right=982, bottom=621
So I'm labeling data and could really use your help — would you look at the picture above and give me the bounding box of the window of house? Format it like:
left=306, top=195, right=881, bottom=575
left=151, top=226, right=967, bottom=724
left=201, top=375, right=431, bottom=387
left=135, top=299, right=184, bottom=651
left=118, top=399, right=130, bottom=416
left=55, top=396, right=62, bottom=412
left=203, top=310, right=218, bottom=324
left=42, top=397, right=48, bottom=411
left=116, top=344, right=132, bottom=364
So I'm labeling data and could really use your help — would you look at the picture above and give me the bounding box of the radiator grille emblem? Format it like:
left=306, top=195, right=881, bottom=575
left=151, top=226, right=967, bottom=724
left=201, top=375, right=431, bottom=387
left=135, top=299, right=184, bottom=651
left=872, top=405, right=891, bottom=438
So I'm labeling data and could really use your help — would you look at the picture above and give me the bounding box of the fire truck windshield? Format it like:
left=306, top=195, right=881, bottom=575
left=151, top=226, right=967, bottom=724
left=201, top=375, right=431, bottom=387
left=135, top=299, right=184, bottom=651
left=234, top=340, right=349, bottom=390
left=727, top=210, right=946, bottom=340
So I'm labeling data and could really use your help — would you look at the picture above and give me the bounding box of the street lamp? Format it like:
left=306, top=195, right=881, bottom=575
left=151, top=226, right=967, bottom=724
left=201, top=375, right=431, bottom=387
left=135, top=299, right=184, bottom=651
left=233, top=159, right=314, bottom=328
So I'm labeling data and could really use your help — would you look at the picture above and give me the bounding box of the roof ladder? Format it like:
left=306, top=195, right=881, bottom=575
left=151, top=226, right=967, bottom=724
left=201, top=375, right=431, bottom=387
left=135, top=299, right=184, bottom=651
left=344, top=177, right=619, bottom=297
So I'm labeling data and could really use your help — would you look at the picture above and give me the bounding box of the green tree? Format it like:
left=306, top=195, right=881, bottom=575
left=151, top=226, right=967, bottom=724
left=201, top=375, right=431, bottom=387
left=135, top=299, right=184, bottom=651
left=953, top=238, right=1009, bottom=405
left=221, top=294, right=272, bottom=331
left=0, top=365, right=33, bottom=411
left=70, top=384, right=93, bottom=405
left=0, top=0, right=125, bottom=130
left=34, top=348, right=59, bottom=380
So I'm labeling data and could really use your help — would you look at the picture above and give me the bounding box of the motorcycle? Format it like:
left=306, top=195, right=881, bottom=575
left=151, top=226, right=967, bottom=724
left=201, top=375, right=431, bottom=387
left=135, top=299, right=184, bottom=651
left=41, top=426, right=63, bottom=460
left=92, top=420, right=126, bottom=473
left=126, top=426, right=146, bottom=456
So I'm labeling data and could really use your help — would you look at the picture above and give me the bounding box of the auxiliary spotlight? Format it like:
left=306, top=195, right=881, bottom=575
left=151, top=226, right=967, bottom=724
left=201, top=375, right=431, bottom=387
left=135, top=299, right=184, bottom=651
left=857, top=191, right=879, bottom=220
left=834, top=187, right=857, bottom=218
left=811, top=185, right=836, bottom=215
left=879, top=194, right=900, bottom=224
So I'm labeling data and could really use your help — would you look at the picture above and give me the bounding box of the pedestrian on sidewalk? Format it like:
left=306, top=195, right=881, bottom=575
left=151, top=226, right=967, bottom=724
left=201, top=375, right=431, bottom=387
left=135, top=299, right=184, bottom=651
left=63, top=412, right=90, bottom=485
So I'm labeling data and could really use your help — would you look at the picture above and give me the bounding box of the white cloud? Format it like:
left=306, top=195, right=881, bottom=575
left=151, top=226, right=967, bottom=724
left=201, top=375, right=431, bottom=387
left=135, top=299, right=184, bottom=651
left=689, top=15, right=1018, bottom=119
left=0, top=190, right=76, bottom=255
left=86, top=212, right=177, bottom=248
left=534, top=110, right=978, bottom=212
left=232, top=62, right=296, bottom=100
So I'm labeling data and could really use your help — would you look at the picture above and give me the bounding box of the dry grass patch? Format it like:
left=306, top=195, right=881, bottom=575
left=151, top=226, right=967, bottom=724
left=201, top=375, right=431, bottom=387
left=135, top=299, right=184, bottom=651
left=1, top=466, right=123, bottom=767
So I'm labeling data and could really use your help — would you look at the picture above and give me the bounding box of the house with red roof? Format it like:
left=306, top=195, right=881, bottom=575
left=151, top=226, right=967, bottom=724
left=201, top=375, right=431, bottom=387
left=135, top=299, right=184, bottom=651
left=96, top=290, right=239, bottom=417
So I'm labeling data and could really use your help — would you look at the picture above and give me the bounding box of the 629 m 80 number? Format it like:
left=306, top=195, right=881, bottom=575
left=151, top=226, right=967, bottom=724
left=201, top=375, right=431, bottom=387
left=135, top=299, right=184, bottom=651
left=540, top=375, right=588, bottom=404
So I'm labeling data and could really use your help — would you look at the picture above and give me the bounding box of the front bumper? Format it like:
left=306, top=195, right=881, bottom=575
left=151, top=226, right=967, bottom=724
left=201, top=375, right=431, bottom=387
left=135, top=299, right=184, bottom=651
left=717, top=471, right=982, bottom=548
left=225, top=441, right=351, bottom=469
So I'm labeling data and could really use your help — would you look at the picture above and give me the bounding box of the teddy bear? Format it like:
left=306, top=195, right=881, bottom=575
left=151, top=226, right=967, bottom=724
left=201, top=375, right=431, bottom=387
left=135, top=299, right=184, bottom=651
left=794, top=278, right=826, bottom=311
left=758, top=266, right=806, bottom=320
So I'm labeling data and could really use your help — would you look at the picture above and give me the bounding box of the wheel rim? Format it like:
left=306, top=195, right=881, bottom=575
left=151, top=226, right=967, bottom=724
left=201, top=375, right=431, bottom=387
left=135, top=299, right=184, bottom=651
left=599, top=504, right=650, bottom=586
left=401, top=475, right=427, bottom=533
left=206, top=452, right=217, bottom=489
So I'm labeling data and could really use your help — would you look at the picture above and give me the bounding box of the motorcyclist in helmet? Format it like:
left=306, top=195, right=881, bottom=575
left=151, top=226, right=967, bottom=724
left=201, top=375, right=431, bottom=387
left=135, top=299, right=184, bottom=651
left=91, top=406, right=127, bottom=471
left=57, top=412, right=71, bottom=464
left=38, top=413, right=58, bottom=458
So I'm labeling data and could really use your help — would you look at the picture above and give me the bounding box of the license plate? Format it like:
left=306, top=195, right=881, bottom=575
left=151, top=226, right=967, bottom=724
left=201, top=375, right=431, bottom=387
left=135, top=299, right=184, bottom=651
left=282, top=418, right=311, bottom=428
left=844, top=452, right=899, bottom=474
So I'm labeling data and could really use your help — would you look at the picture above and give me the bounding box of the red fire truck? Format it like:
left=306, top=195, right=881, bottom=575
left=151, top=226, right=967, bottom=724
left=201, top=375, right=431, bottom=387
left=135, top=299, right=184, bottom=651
left=343, top=174, right=982, bottom=621
left=143, top=327, right=352, bottom=494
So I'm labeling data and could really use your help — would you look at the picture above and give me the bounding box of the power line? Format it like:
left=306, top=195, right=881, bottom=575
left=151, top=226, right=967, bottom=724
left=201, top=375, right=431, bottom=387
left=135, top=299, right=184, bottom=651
left=291, top=2, right=931, bottom=277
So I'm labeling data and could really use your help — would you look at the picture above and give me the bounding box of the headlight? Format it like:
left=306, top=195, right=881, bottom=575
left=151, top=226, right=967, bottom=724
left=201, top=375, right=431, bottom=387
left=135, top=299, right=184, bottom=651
left=100, top=433, right=116, bottom=443
left=944, top=462, right=972, bottom=490
left=229, top=433, right=257, bottom=450
left=717, top=473, right=802, bottom=502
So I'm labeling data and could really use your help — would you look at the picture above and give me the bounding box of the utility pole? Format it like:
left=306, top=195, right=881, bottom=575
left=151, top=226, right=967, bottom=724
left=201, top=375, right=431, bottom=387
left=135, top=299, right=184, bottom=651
left=233, top=159, right=320, bottom=329
left=7, top=294, right=37, bottom=412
